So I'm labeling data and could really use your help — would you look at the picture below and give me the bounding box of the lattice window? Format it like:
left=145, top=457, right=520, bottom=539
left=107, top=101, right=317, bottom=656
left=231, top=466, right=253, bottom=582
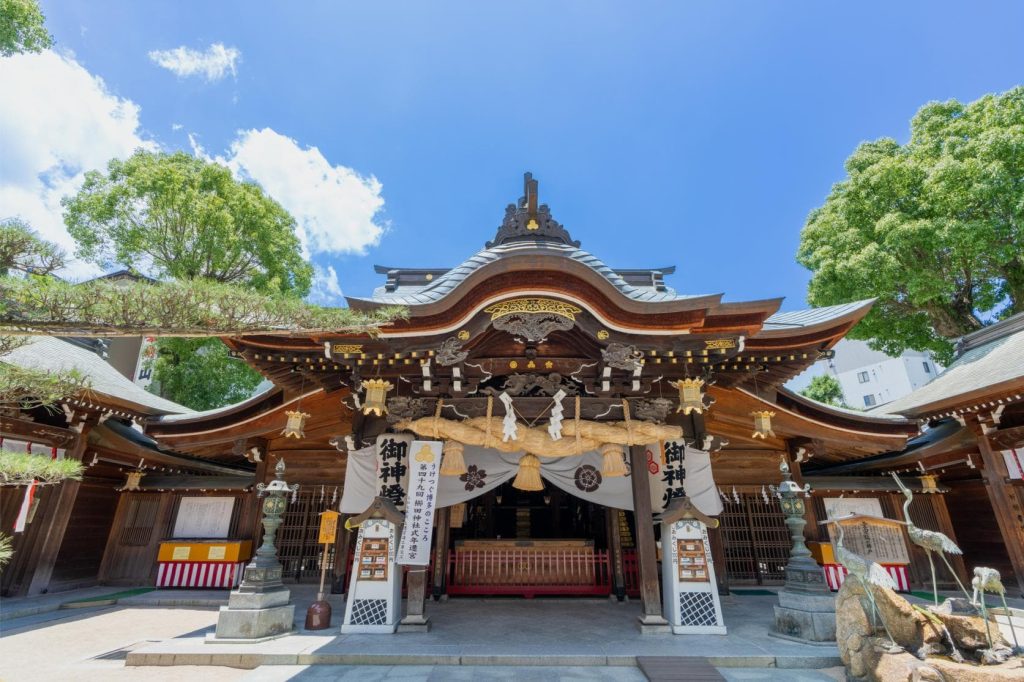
left=276, top=490, right=338, bottom=582
left=349, top=598, right=388, bottom=625
left=719, top=493, right=791, bottom=585
left=119, top=496, right=159, bottom=546
left=678, top=591, right=718, bottom=626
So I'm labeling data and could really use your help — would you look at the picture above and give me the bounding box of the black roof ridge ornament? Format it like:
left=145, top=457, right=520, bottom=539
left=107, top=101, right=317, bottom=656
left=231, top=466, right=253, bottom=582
left=486, top=172, right=581, bottom=248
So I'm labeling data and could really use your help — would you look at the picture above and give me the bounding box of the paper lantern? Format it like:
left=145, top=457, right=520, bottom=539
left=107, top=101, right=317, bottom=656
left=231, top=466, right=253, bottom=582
left=750, top=410, right=776, bottom=439
left=281, top=410, right=310, bottom=439
left=670, top=378, right=706, bottom=415
left=360, top=379, right=394, bottom=417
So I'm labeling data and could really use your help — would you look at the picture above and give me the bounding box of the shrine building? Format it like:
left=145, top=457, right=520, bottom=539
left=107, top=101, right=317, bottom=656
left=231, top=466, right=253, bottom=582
left=3, top=174, right=1022, bottom=621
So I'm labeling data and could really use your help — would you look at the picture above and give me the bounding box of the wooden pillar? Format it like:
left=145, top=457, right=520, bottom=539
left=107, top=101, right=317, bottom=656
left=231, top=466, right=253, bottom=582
left=974, top=425, right=1024, bottom=596
left=23, top=419, right=92, bottom=596
left=629, top=444, right=668, bottom=630
left=607, top=507, right=626, bottom=601
left=431, top=505, right=451, bottom=600
left=330, top=514, right=352, bottom=594
left=930, top=494, right=969, bottom=589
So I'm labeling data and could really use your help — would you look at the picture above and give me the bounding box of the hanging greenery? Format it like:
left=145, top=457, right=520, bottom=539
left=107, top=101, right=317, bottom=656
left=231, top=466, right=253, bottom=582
left=0, top=450, right=85, bottom=487
left=0, top=276, right=404, bottom=337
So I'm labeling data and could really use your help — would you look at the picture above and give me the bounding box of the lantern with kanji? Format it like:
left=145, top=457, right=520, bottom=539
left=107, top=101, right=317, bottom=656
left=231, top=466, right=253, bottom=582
left=670, top=378, right=706, bottom=415
left=361, top=379, right=394, bottom=417
left=751, top=410, right=776, bottom=439
left=281, top=410, right=310, bottom=439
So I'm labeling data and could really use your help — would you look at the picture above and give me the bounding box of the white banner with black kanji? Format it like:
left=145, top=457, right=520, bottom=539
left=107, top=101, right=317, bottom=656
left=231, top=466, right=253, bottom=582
left=396, top=441, right=441, bottom=566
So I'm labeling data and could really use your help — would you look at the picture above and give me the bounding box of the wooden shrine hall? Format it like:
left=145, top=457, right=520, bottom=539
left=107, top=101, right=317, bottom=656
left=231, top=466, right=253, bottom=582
left=8, top=173, right=1021, bottom=622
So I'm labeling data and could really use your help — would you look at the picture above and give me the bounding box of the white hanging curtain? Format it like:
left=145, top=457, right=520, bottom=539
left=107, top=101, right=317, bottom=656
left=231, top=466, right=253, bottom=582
left=340, top=439, right=722, bottom=516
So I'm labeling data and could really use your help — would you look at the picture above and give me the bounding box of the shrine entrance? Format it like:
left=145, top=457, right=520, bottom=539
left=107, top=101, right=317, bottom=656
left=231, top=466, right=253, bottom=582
left=442, top=482, right=641, bottom=598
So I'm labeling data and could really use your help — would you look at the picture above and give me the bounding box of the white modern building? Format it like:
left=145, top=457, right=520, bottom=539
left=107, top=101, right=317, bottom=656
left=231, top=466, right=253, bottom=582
left=788, top=338, right=942, bottom=409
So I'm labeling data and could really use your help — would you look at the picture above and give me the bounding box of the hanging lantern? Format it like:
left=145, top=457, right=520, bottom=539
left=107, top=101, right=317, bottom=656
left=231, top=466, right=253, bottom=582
left=281, top=410, right=310, bottom=439
left=750, top=410, right=776, bottom=439
left=670, top=378, right=706, bottom=415
left=919, top=474, right=940, bottom=494
left=361, top=379, right=394, bottom=417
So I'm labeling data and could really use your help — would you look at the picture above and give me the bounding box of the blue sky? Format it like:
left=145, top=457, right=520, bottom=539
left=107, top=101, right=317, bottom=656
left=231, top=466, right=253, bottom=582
left=5, top=1, right=1023, bottom=308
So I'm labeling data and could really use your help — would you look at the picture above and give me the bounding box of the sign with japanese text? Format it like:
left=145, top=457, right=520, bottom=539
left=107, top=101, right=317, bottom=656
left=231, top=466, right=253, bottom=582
left=317, top=510, right=340, bottom=544
left=376, top=433, right=412, bottom=511
left=396, top=440, right=441, bottom=566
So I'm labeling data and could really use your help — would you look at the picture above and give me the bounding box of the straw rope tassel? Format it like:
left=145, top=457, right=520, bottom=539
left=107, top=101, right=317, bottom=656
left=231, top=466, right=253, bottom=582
left=575, top=396, right=582, bottom=455
left=440, top=440, right=467, bottom=476
left=513, top=453, right=543, bottom=491
left=484, top=396, right=493, bottom=449
left=600, top=442, right=628, bottom=477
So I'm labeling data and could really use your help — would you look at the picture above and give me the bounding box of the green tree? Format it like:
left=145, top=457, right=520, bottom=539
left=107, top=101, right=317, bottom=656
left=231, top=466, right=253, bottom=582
left=63, top=150, right=313, bottom=295
left=0, top=218, right=65, bottom=276
left=63, top=150, right=315, bottom=408
left=797, top=87, right=1024, bottom=364
left=0, top=0, right=53, bottom=57
left=800, top=375, right=846, bottom=408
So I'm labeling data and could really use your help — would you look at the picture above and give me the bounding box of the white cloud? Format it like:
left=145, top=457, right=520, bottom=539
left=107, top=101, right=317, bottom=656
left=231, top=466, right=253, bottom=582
left=309, top=265, right=344, bottom=304
left=171, top=122, right=183, bottom=131
left=148, top=43, right=240, bottom=82
left=0, top=51, right=155, bottom=279
left=217, top=128, right=385, bottom=256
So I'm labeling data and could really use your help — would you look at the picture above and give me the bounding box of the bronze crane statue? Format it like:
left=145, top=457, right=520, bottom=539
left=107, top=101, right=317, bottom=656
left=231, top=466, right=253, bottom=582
left=830, top=516, right=899, bottom=646
left=891, top=473, right=970, bottom=604
left=971, top=566, right=1020, bottom=653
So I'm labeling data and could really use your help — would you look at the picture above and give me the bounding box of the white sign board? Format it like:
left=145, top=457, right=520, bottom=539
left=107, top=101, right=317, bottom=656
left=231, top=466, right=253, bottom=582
left=823, top=497, right=909, bottom=565
left=397, top=441, right=441, bottom=566
left=172, top=497, right=234, bottom=538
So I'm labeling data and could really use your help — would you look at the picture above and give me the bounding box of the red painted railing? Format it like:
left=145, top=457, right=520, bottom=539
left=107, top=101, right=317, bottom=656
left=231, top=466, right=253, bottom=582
left=622, top=549, right=640, bottom=597
left=447, top=548, right=613, bottom=598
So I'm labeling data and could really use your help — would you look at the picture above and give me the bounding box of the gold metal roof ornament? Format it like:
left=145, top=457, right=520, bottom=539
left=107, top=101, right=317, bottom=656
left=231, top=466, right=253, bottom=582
left=751, top=410, right=776, bottom=439
left=361, top=379, right=394, bottom=417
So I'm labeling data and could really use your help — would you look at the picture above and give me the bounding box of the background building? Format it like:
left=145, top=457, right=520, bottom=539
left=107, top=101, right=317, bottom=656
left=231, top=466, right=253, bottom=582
left=789, top=339, right=942, bottom=409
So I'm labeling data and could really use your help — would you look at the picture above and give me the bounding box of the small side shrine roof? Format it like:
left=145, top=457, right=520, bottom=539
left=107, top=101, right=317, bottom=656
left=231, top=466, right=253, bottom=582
left=879, top=312, right=1024, bottom=419
left=2, top=336, right=191, bottom=416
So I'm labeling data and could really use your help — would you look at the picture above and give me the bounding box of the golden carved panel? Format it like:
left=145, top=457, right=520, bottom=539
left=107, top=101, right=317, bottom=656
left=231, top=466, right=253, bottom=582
left=483, top=298, right=582, bottom=322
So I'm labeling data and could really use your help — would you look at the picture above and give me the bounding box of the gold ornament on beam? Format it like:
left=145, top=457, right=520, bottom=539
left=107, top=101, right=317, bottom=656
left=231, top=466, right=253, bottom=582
left=919, top=474, right=940, bottom=494
left=361, top=379, right=394, bottom=417
left=281, top=410, right=311, bottom=439
left=750, top=410, right=776, bottom=439
left=669, top=378, right=706, bottom=415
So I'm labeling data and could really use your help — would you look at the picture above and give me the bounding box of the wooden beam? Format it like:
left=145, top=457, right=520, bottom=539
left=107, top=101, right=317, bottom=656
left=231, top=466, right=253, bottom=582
left=607, top=507, right=626, bottom=601
left=23, top=418, right=92, bottom=595
left=431, top=506, right=451, bottom=600
left=629, top=444, right=668, bottom=631
left=974, top=423, right=1024, bottom=596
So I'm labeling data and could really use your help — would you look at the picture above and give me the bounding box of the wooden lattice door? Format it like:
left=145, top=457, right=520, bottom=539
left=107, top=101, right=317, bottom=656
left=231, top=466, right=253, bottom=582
left=719, top=493, right=791, bottom=585
left=276, top=490, right=338, bottom=582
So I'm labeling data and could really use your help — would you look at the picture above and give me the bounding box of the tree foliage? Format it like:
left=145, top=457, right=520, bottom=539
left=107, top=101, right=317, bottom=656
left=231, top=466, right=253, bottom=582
left=0, top=275, right=400, bottom=336
left=0, top=450, right=84, bottom=486
left=0, top=0, right=52, bottom=57
left=63, top=150, right=314, bottom=296
left=800, top=375, right=846, bottom=408
left=152, top=338, right=264, bottom=411
left=0, top=218, right=65, bottom=276
left=798, top=87, right=1024, bottom=364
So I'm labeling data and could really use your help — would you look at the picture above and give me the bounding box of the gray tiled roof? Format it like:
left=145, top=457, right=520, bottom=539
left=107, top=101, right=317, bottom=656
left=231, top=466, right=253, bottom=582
left=1, top=336, right=191, bottom=415
left=880, top=318, right=1024, bottom=417
left=356, top=240, right=711, bottom=306
left=761, top=300, right=874, bottom=331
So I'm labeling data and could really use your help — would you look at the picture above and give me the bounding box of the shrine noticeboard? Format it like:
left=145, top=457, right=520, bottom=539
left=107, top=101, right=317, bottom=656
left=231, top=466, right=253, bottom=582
left=317, top=510, right=340, bottom=544
left=823, top=498, right=909, bottom=565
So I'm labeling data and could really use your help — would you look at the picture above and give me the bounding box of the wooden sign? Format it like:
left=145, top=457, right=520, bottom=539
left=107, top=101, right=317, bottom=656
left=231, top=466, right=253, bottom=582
left=317, top=510, right=340, bottom=544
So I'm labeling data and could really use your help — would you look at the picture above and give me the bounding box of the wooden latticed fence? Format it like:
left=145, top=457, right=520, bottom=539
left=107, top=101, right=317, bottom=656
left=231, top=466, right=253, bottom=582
left=719, top=492, right=791, bottom=585
left=276, top=489, right=339, bottom=582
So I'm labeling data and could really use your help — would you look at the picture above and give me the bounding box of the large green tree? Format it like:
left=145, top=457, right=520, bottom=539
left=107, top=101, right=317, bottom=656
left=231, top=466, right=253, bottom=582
left=0, top=0, right=53, bottom=57
left=64, top=150, right=313, bottom=295
left=63, top=151, right=321, bottom=409
left=797, top=87, right=1024, bottom=364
